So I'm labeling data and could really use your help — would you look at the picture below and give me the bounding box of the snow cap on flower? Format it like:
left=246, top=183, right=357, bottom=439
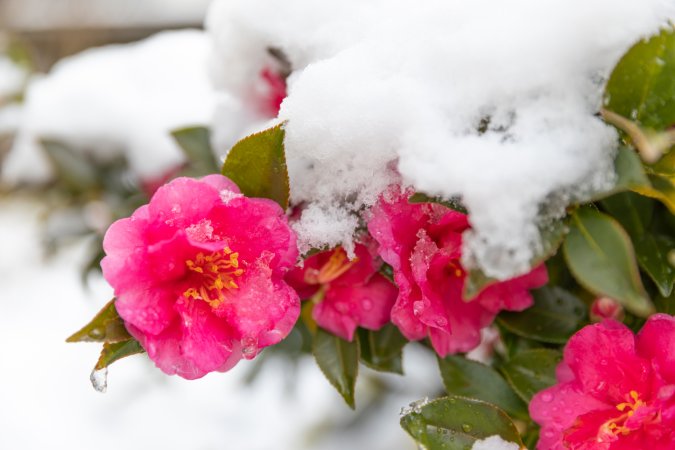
left=530, top=315, right=675, bottom=450
left=367, top=185, right=548, bottom=356
left=101, top=175, right=300, bottom=379
left=286, top=242, right=397, bottom=341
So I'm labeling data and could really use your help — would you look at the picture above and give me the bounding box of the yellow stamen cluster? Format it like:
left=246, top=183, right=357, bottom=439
left=183, top=247, right=244, bottom=308
left=602, top=390, right=646, bottom=436
left=306, top=248, right=359, bottom=285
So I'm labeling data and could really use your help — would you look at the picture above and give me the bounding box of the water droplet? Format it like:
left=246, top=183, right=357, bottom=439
left=171, top=204, right=182, bottom=214
left=461, top=423, right=472, bottom=433
left=88, top=328, right=104, bottom=339
left=541, top=392, right=554, bottom=403
left=413, top=301, right=425, bottom=316
left=241, top=337, right=258, bottom=360
left=90, top=367, right=108, bottom=393
left=362, top=299, right=373, bottom=311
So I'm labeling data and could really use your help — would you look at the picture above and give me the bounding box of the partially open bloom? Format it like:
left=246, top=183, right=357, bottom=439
left=286, top=243, right=397, bottom=341
left=530, top=315, right=675, bottom=450
left=590, top=297, right=625, bottom=323
left=367, top=186, right=548, bottom=356
left=101, top=175, right=299, bottom=379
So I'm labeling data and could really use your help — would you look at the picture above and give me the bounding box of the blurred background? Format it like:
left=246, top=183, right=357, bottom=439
left=0, top=2, right=437, bottom=449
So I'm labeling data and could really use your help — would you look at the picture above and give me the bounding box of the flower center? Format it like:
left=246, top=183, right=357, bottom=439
left=183, top=247, right=244, bottom=308
left=602, top=390, right=647, bottom=436
left=305, top=248, right=359, bottom=285
left=447, top=260, right=464, bottom=278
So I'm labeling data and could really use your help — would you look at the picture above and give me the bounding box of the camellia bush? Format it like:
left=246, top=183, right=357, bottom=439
left=66, top=3, right=675, bottom=449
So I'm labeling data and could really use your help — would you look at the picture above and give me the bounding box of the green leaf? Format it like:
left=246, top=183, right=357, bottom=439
left=498, top=287, right=586, bottom=344
left=66, top=299, right=131, bottom=343
left=463, top=219, right=566, bottom=300
left=563, top=208, right=653, bottom=317
left=604, top=27, right=675, bottom=131
left=438, top=356, right=527, bottom=420
left=358, top=324, right=407, bottom=374
left=590, top=146, right=650, bottom=201
left=634, top=173, right=675, bottom=214
left=313, top=329, right=359, bottom=409
left=635, top=234, right=675, bottom=297
left=409, top=192, right=468, bottom=214
left=500, top=349, right=561, bottom=403
left=600, top=191, right=654, bottom=238
left=221, top=124, right=290, bottom=209
left=171, top=126, right=219, bottom=173
left=400, top=396, right=524, bottom=449
left=41, top=139, right=99, bottom=193
left=94, top=339, right=145, bottom=370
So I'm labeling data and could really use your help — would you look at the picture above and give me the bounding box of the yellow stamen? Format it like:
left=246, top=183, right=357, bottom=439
left=183, top=247, right=244, bottom=308
left=601, top=390, right=647, bottom=436
left=306, top=248, right=359, bottom=285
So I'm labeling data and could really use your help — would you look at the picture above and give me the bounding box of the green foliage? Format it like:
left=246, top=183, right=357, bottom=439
left=221, top=124, right=290, bottom=209
left=172, top=126, right=219, bottom=174
left=357, top=324, right=407, bottom=374
left=400, top=396, right=523, bottom=449
left=500, top=349, right=561, bottom=403
left=498, top=287, right=587, bottom=344
left=438, top=356, right=527, bottom=420
left=95, top=339, right=145, bottom=371
left=563, top=208, right=654, bottom=317
left=409, top=192, right=468, bottom=214
left=67, top=299, right=132, bottom=343
left=313, top=329, right=359, bottom=409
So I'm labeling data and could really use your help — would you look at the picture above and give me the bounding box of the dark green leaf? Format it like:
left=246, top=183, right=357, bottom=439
left=41, top=139, right=99, bottom=193
left=601, top=191, right=654, bottom=238
left=358, top=324, right=407, bottom=374
left=604, top=27, right=675, bottom=131
left=409, top=192, right=468, bottom=214
left=634, top=173, right=675, bottom=214
left=94, top=339, right=145, bottom=370
left=498, top=287, right=586, bottom=344
left=66, top=299, right=131, bottom=343
left=463, top=219, right=566, bottom=300
left=221, top=124, right=290, bottom=209
left=171, top=126, right=219, bottom=173
left=635, top=234, right=675, bottom=297
left=438, top=356, right=527, bottom=419
left=313, top=329, right=359, bottom=409
left=563, top=208, right=653, bottom=317
left=500, top=349, right=561, bottom=403
left=400, top=396, right=523, bottom=449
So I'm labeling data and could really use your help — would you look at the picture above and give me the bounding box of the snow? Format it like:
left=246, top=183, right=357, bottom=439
left=2, top=29, right=217, bottom=184
left=471, top=435, right=521, bottom=450
left=0, top=195, right=436, bottom=450
left=207, top=0, right=675, bottom=278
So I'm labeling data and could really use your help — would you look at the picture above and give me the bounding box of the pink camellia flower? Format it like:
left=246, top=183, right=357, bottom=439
left=101, top=175, right=300, bottom=379
left=530, top=315, right=675, bottom=450
left=367, top=186, right=548, bottom=356
left=286, top=243, right=397, bottom=341
left=256, top=67, right=287, bottom=117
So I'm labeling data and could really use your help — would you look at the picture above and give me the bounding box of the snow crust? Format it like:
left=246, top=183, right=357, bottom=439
left=2, top=30, right=217, bottom=184
left=471, top=435, right=521, bottom=450
left=207, top=0, right=675, bottom=278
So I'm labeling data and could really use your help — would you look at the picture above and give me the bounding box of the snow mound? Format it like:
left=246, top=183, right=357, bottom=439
left=2, top=29, right=217, bottom=184
left=207, top=0, right=674, bottom=278
left=471, top=435, right=521, bottom=450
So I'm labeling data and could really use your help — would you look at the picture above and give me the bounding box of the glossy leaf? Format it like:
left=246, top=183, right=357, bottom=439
left=634, top=173, right=675, bottom=215
left=463, top=219, right=566, bottom=300
left=590, top=146, right=650, bottom=201
left=438, top=356, right=527, bottom=419
left=94, top=339, right=145, bottom=370
left=600, top=191, right=654, bottom=238
left=358, top=324, right=407, bottom=374
left=171, top=126, right=219, bottom=173
left=66, top=299, right=131, bottom=343
left=563, top=208, right=653, bottom=317
left=221, top=124, right=290, bottom=209
left=603, top=27, right=675, bottom=131
left=635, top=234, right=675, bottom=297
left=498, top=287, right=586, bottom=344
left=501, top=349, right=561, bottom=403
left=400, top=396, right=523, bottom=449
left=313, top=329, right=359, bottom=409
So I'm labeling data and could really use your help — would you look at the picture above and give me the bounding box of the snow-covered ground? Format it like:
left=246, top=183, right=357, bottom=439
left=0, top=195, right=432, bottom=450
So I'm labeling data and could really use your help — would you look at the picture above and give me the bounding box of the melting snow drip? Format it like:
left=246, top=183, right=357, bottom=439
left=90, top=367, right=108, bottom=393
